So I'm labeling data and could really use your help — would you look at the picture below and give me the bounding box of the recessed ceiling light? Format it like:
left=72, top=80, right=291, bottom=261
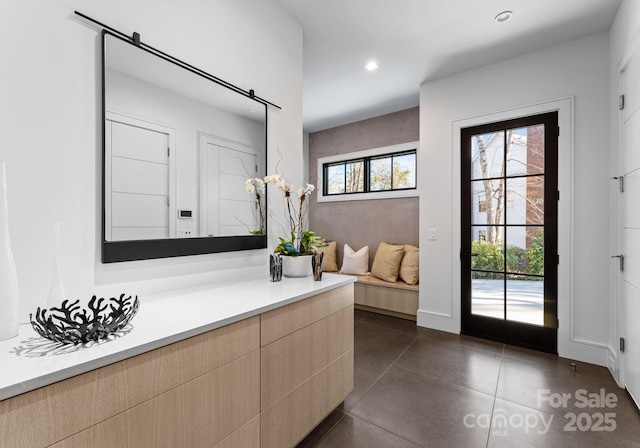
left=365, top=60, right=379, bottom=72
left=494, top=10, right=513, bottom=23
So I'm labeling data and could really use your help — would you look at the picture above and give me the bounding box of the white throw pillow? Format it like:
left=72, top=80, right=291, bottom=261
left=340, top=244, right=369, bottom=275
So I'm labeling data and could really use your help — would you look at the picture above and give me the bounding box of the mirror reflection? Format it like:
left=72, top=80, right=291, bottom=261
left=103, top=33, right=266, bottom=243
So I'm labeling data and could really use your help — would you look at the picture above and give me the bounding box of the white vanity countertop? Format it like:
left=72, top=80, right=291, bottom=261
left=0, top=273, right=355, bottom=401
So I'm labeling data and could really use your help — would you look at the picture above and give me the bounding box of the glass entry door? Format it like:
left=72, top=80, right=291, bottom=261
left=461, top=112, right=558, bottom=354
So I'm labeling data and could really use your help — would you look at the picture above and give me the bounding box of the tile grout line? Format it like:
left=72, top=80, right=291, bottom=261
left=484, top=343, right=506, bottom=448
left=340, top=335, right=430, bottom=447
left=345, top=333, right=420, bottom=412
left=340, top=411, right=427, bottom=448
left=306, top=411, right=346, bottom=448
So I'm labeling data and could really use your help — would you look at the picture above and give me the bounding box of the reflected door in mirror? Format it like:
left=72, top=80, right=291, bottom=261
left=105, top=114, right=176, bottom=241
left=200, top=134, right=261, bottom=237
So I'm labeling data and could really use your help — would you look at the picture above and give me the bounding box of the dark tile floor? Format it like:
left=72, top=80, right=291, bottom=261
left=298, top=309, right=640, bottom=448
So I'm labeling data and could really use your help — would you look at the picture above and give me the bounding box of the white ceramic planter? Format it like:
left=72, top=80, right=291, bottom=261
left=282, top=255, right=313, bottom=278
left=0, top=161, right=18, bottom=341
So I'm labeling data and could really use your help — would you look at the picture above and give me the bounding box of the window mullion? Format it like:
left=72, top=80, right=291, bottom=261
left=343, top=162, right=347, bottom=194
left=364, top=157, right=370, bottom=193
left=390, top=155, right=394, bottom=190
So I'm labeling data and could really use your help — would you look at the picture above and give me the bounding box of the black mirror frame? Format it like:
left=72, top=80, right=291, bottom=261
left=101, top=30, right=268, bottom=263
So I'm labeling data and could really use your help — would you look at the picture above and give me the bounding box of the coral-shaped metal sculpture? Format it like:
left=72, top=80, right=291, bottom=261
left=30, top=294, right=139, bottom=345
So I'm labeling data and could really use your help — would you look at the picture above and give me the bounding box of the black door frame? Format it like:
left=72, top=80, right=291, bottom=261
left=461, top=112, right=558, bottom=354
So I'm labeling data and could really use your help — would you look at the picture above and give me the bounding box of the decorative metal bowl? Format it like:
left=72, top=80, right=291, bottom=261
left=30, top=294, right=139, bottom=345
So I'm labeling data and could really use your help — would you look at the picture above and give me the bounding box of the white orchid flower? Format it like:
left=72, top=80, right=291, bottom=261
left=264, top=174, right=281, bottom=184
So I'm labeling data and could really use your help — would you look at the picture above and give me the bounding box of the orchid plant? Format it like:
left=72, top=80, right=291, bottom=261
left=264, top=174, right=320, bottom=256
left=244, top=177, right=266, bottom=235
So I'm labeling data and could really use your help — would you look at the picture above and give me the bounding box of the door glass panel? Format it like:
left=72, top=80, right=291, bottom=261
left=472, top=271, right=504, bottom=319
left=506, top=176, right=544, bottom=225
left=471, top=131, right=504, bottom=180
left=506, top=126, right=545, bottom=177
left=505, top=226, right=544, bottom=276
left=471, top=180, right=504, bottom=227
left=507, top=275, right=544, bottom=326
left=472, top=226, right=504, bottom=273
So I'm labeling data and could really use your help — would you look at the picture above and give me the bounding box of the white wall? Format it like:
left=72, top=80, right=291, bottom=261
left=0, top=0, right=302, bottom=320
left=419, top=32, right=611, bottom=365
left=609, top=0, right=640, bottom=382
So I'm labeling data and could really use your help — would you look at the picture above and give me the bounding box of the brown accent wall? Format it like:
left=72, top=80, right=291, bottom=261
left=308, top=107, right=419, bottom=268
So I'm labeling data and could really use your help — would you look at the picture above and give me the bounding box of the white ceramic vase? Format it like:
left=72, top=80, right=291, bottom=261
left=0, top=161, right=19, bottom=341
left=46, top=222, right=66, bottom=308
left=282, top=255, right=313, bottom=278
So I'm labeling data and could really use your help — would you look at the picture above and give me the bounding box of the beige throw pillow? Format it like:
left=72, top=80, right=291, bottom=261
left=341, top=244, right=369, bottom=275
left=399, top=244, right=419, bottom=285
left=371, top=242, right=405, bottom=282
left=316, top=241, right=338, bottom=272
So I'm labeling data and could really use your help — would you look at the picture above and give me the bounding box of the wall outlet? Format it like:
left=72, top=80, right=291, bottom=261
left=178, top=230, right=193, bottom=237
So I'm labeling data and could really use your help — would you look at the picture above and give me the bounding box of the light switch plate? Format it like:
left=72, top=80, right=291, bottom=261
left=428, top=228, right=437, bottom=241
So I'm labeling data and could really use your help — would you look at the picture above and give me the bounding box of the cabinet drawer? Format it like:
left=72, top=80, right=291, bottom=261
left=214, top=416, right=260, bottom=448
left=261, top=284, right=354, bottom=345
left=261, top=349, right=354, bottom=448
left=261, top=305, right=353, bottom=410
left=51, top=350, right=260, bottom=448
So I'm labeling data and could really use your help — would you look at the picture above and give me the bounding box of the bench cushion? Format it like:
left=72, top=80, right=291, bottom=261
left=355, top=275, right=419, bottom=292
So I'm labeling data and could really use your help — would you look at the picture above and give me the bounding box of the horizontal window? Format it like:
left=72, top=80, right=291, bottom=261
left=318, top=142, right=418, bottom=202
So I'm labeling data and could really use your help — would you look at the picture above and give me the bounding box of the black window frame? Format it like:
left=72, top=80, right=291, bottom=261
left=322, top=149, right=417, bottom=196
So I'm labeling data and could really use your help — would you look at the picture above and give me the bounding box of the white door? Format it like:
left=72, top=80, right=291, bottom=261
left=199, top=134, right=260, bottom=237
left=218, top=145, right=259, bottom=236
left=619, top=40, right=640, bottom=408
left=105, top=117, right=174, bottom=241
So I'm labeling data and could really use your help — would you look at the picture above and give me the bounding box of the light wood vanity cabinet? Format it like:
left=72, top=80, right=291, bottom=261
left=1, top=316, right=262, bottom=448
left=260, top=285, right=354, bottom=448
left=0, top=284, right=354, bottom=448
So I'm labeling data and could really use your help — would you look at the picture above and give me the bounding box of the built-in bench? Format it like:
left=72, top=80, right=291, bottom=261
left=341, top=274, right=418, bottom=321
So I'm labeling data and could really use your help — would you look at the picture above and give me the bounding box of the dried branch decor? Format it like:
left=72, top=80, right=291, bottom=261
left=30, top=294, right=139, bottom=345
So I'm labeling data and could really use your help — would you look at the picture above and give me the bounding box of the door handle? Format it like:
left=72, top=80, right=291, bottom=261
left=612, top=255, right=624, bottom=272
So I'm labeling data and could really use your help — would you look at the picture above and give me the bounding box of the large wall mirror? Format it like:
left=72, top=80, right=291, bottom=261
left=102, top=31, right=267, bottom=262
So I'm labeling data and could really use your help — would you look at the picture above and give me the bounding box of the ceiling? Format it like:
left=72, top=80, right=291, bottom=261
left=274, top=0, right=621, bottom=133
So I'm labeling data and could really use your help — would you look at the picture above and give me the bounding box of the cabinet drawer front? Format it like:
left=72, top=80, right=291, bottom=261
left=51, top=351, right=260, bottom=448
left=261, top=305, right=353, bottom=410
left=0, top=317, right=259, bottom=448
left=261, top=284, right=354, bottom=345
left=213, top=416, right=260, bottom=448
left=261, top=349, right=354, bottom=448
